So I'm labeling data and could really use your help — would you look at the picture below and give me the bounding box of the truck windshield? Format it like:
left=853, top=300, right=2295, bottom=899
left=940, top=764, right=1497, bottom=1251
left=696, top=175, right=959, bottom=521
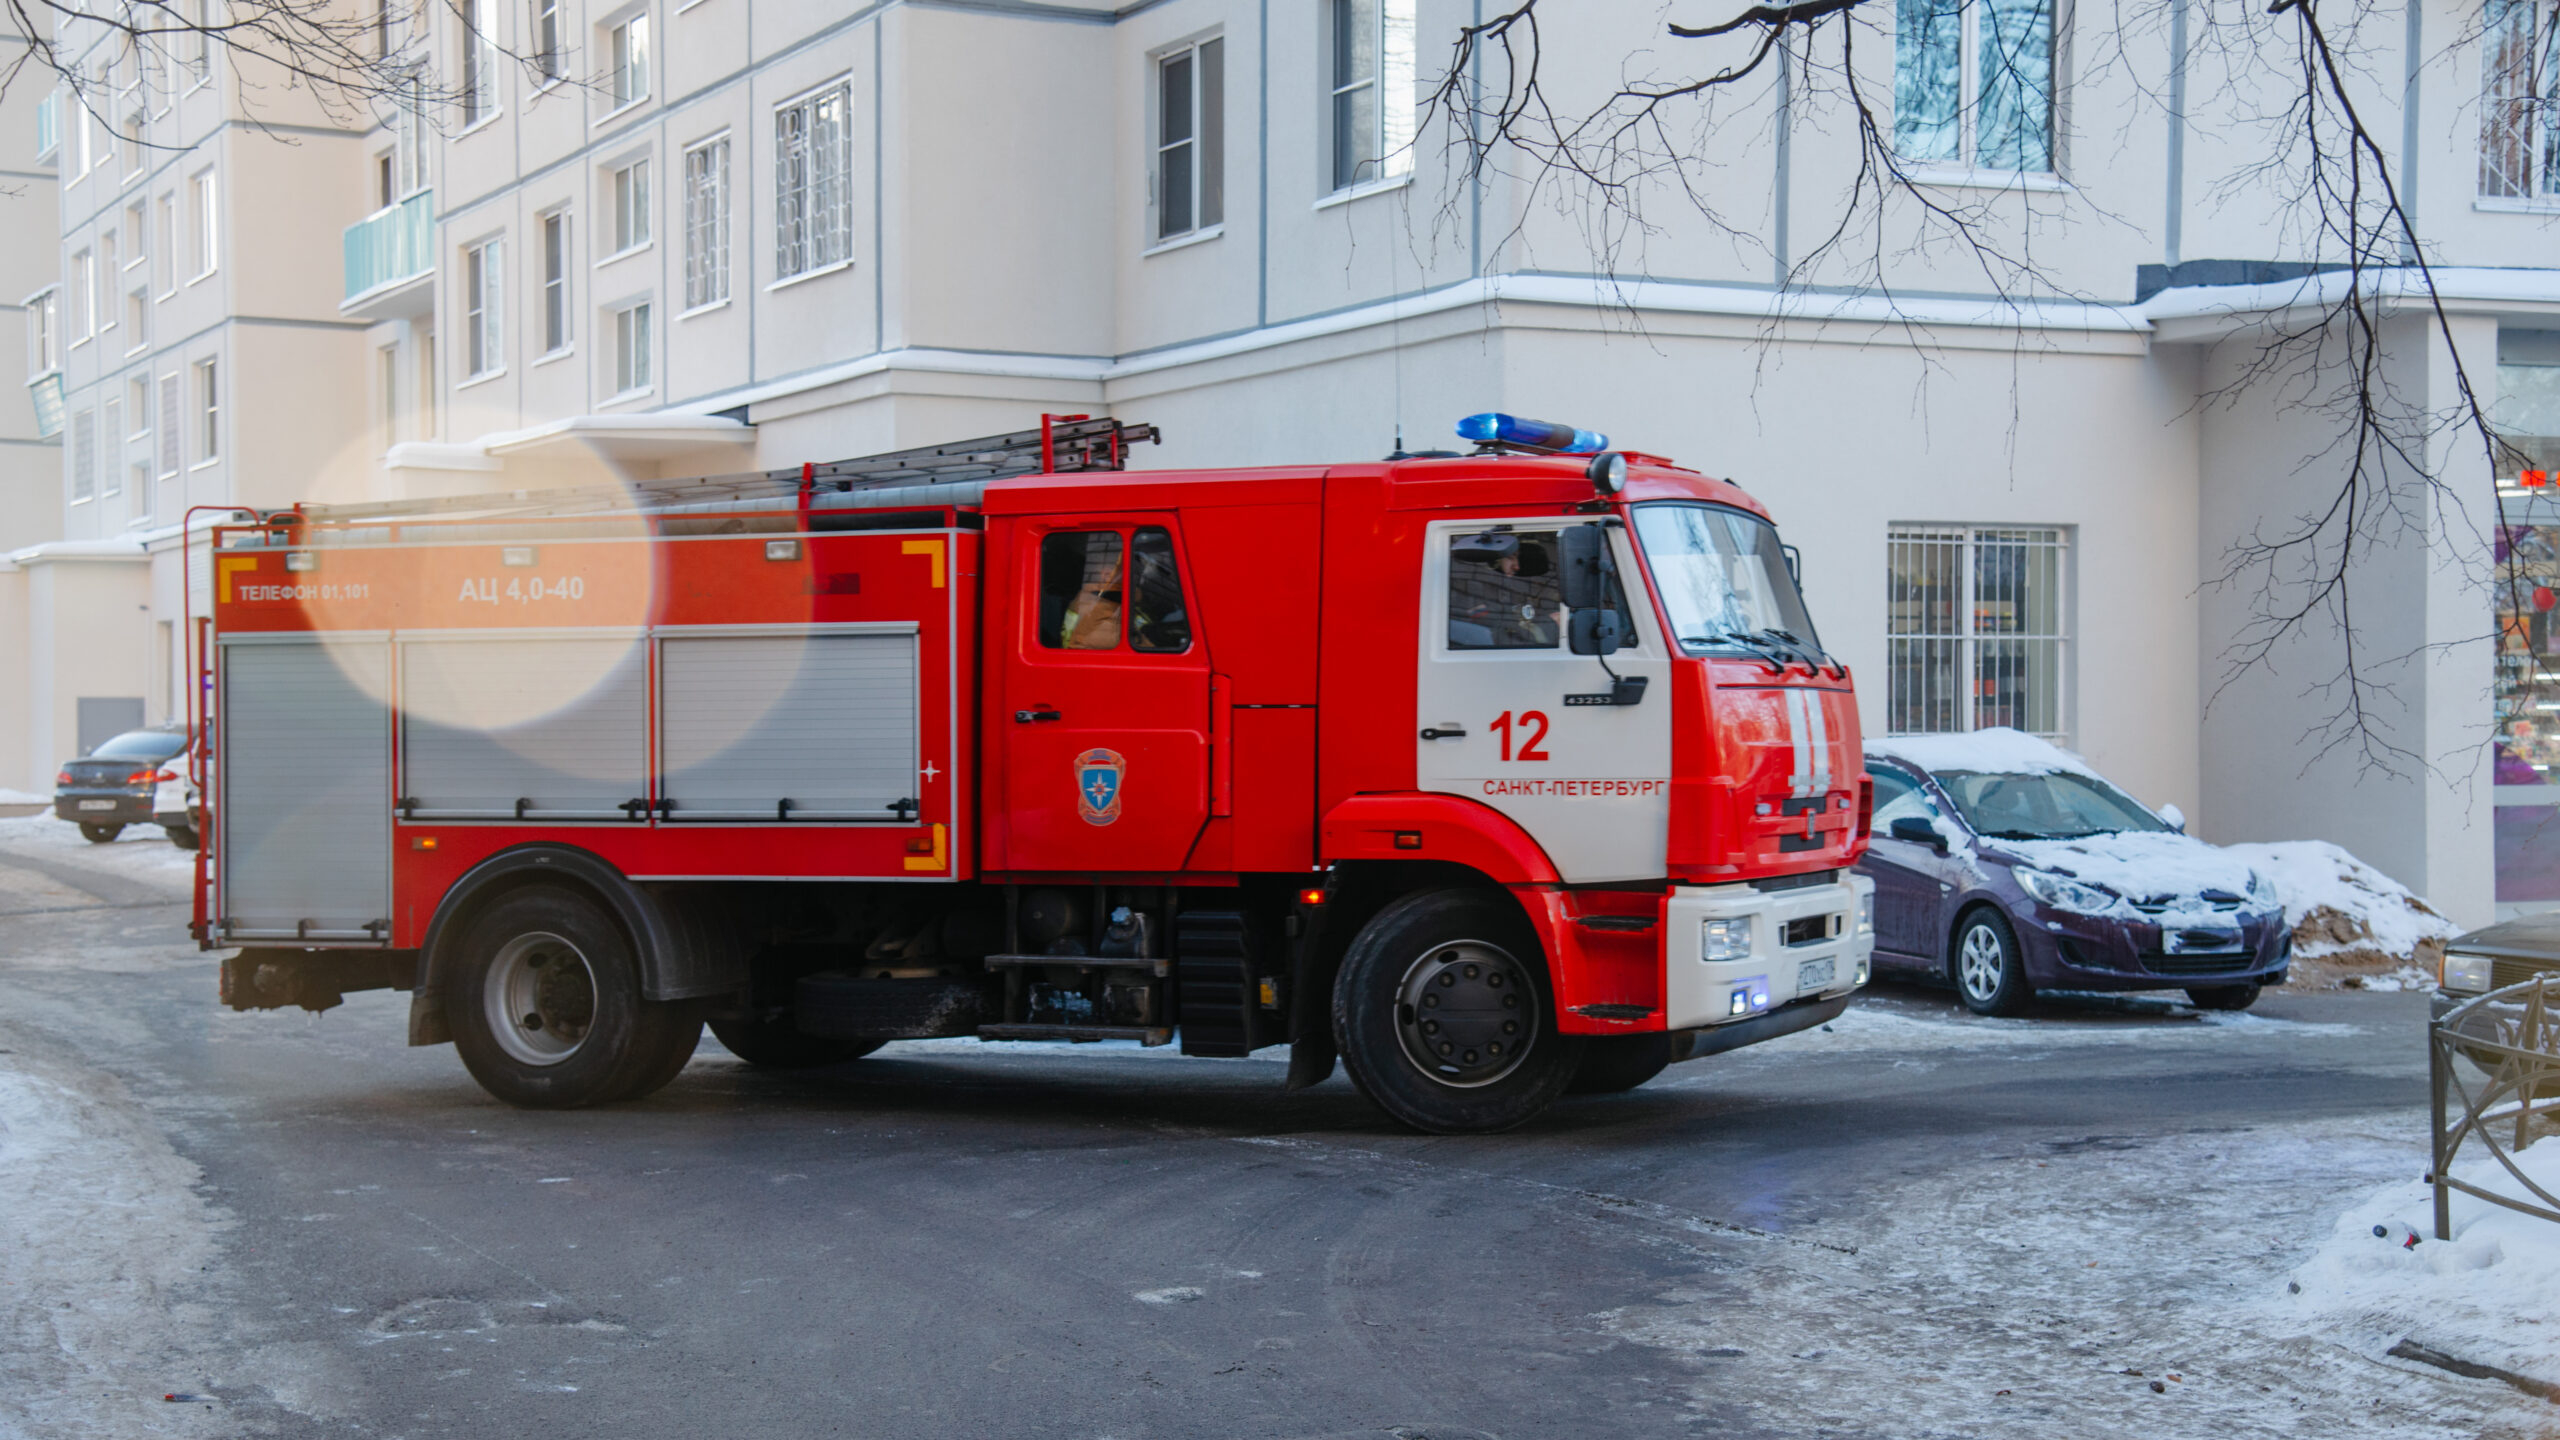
left=1630, top=503, right=1823, bottom=661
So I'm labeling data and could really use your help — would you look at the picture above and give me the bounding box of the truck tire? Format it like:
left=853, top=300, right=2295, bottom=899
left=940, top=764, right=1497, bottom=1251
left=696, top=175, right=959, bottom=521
left=708, top=1015, right=884, bottom=1069
left=1568, top=1034, right=1674, bottom=1094
left=163, top=824, right=200, bottom=850
left=445, top=885, right=703, bottom=1108
left=78, top=822, right=123, bottom=844
left=1952, top=907, right=2031, bottom=1017
left=1333, top=888, right=1585, bottom=1134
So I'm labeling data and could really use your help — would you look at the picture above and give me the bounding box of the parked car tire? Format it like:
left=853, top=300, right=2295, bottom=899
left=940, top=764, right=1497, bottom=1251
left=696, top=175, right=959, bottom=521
left=162, top=824, right=200, bottom=851
left=445, top=885, right=703, bottom=1108
left=1334, top=887, right=1585, bottom=1134
left=2185, top=984, right=2262, bottom=1011
left=1568, top=1034, right=1674, bottom=1095
left=1952, top=907, right=2033, bottom=1017
left=78, top=822, right=123, bottom=844
left=707, top=1015, right=883, bottom=1069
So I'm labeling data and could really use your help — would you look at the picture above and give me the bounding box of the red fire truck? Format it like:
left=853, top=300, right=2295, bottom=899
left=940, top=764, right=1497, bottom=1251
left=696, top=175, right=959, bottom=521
left=202, top=414, right=1873, bottom=1132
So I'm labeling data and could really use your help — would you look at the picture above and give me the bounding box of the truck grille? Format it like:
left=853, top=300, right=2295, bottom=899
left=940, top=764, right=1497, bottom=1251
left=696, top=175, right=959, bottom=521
left=1782, top=914, right=1837, bottom=947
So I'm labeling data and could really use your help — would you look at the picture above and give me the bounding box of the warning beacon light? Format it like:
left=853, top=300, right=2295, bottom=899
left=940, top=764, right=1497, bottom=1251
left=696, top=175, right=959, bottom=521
left=1456, top=412, right=1609, bottom=455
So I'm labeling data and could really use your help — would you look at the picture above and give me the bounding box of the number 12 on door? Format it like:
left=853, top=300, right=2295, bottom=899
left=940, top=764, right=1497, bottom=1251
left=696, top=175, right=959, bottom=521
left=1488, top=710, right=1551, bottom=762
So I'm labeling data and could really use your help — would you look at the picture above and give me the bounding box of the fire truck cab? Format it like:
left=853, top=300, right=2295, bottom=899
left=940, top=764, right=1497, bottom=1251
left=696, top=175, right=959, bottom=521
left=202, top=416, right=1873, bottom=1133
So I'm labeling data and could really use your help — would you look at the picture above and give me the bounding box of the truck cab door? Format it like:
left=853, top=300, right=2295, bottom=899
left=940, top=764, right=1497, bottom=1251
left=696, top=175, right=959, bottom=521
left=996, top=519, right=1212, bottom=873
left=1413, top=518, right=1672, bottom=883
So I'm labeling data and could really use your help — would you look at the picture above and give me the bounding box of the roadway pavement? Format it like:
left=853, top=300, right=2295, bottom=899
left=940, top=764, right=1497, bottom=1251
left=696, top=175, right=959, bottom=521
left=0, top=816, right=2536, bottom=1439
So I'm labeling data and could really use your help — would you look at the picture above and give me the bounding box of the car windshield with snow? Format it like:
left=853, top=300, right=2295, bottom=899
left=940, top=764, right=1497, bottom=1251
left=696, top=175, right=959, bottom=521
left=1857, top=729, right=2293, bottom=1015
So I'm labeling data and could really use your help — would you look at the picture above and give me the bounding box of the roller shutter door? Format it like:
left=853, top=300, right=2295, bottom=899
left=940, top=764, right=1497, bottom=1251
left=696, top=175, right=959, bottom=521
left=219, top=637, right=391, bottom=940
left=400, top=635, right=646, bottom=819
left=659, top=629, right=917, bottom=820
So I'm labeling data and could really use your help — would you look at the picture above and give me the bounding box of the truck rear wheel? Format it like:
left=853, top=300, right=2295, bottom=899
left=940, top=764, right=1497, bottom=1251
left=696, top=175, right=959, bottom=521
left=707, top=1015, right=884, bottom=1069
left=445, top=885, right=702, bottom=1108
left=1333, top=888, right=1585, bottom=1134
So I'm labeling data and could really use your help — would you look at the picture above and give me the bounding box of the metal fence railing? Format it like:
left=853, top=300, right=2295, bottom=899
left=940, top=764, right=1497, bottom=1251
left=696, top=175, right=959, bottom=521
left=2429, top=973, right=2560, bottom=1239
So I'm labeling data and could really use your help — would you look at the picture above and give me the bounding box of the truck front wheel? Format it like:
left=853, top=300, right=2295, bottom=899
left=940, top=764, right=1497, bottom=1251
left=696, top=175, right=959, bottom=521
left=445, top=886, right=702, bottom=1108
left=1334, top=888, right=1585, bottom=1134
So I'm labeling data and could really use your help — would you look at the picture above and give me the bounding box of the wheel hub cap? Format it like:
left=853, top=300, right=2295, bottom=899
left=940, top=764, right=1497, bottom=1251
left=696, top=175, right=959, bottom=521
left=1393, top=939, right=1536, bottom=1088
left=486, top=931, right=597, bottom=1066
left=1959, top=926, right=2004, bottom=1001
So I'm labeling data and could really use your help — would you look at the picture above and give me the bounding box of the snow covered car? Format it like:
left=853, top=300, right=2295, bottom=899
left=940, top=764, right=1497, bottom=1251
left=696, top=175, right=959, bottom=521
left=53, top=724, right=189, bottom=844
left=1859, top=729, right=2291, bottom=1015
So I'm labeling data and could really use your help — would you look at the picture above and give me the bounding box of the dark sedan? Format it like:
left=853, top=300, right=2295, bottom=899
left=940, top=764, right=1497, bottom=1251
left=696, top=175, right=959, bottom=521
left=54, top=725, right=189, bottom=843
left=1859, top=732, right=2292, bottom=1015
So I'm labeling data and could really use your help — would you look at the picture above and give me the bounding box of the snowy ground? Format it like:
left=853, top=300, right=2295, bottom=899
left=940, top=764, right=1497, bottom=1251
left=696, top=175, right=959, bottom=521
left=1, top=814, right=2556, bottom=1437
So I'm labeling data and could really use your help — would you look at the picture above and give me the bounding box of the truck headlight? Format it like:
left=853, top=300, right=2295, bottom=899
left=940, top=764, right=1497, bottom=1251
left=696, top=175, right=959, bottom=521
left=1856, top=891, right=1875, bottom=936
left=1702, top=916, right=1754, bottom=962
left=2441, top=951, right=2493, bottom=994
left=2016, top=867, right=2118, bottom=916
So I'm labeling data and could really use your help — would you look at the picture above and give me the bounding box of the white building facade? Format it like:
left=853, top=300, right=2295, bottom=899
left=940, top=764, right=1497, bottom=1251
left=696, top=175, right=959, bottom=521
left=14, top=0, right=2560, bottom=923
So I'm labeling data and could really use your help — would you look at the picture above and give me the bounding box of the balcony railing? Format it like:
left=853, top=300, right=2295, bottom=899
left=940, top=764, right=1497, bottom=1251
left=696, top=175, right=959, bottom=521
left=343, top=190, right=433, bottom=305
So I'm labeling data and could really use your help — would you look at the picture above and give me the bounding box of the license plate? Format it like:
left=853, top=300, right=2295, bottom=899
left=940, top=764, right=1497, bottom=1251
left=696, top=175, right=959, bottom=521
left=76, top=799, right=116, bottom=811
left=1796, top=957, right=1836, bottom=993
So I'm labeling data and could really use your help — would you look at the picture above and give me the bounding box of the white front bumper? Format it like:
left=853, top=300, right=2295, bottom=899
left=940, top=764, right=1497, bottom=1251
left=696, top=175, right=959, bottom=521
left=1663, top=875, right=1874, bottom=1031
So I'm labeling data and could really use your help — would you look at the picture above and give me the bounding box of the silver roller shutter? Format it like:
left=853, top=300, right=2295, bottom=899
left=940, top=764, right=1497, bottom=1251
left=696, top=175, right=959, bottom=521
left=219, top=637, right=391, bottom=940
left=659, top=629, right=917, bottom=820
left=400, top=635, right=647, bottom=819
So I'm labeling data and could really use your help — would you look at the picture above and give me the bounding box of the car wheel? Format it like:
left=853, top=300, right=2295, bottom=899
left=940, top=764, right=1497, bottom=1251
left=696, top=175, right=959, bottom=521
left=444, top=885, right=702, bottom=1108
left=707, top=1015, right=884, bottom=1069
left=78, top=822, right=123, bottom=844
left=2186, top=984, right=2261, bottom=1011
left=163, top=825, right=200, bottom=851
left=1952, top=908, right=2032, bottom=1016
left=1568, top=1034, right=1674, bottom=1095
left=1333, top=888, right=1585, bottom=1134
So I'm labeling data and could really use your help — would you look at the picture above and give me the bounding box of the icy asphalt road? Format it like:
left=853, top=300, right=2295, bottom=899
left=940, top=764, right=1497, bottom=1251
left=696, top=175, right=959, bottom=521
left=0, top=818, right=2545, bottom=1440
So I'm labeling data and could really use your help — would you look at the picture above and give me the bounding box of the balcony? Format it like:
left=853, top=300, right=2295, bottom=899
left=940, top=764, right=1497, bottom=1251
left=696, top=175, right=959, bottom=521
left=26, top=372, right=63, bottom=440
left=342, top=190, right=434, bottom=320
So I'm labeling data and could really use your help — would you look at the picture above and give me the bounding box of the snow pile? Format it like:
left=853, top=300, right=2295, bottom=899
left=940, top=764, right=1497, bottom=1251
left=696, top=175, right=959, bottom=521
left=2223, top=840, right=2458, bottom=971
left=2277, top=1136, right=2560, bottom=1388
left=1868, top=726, right=2103, bottom=779
left=0, top=787, right=44, bottom=805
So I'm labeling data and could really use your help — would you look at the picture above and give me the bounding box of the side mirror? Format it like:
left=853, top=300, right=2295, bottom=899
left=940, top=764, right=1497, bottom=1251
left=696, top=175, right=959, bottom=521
left=1781, top=543, right=1803, bottom=585
left=1568, top=608, right=1622, bottom=657
left=1558, top=524, right=1614, bottom=612
left=1888, top=815, right=1949, bottom=851
left=2158, top=803, right=2186, bottom=833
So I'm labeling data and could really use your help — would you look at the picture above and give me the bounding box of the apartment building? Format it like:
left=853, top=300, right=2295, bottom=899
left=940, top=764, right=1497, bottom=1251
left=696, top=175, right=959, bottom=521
left=9, top=0, right=2560, bottom=920
left=0, top=12, right=378, bottom=792
left=0, top=16, right=66, bottom=791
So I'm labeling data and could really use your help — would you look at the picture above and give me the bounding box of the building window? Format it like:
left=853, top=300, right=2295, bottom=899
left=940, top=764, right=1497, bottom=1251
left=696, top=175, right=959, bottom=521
left=2483, top=0, right=2559, bottom=199
left=460, top=0, right=497, bottom=125
left=464, top=237, right=504, bottom=377
left=100, top=398, right=120, bottom=497
left=378, top=344, right=400, bottom=448
left=71, top=409, right=94, bottom=501
left=609, top=13, right=650, bottom=110
left=1885, top=524, right=2070, bottom=740
left=1155, top=39, right=1223, bottom=241
left=612, top=299, right=652, bottom=395
left=188, top=0, right=211, bottom=81
left=71, top=250, right=93, bottom=340
left=610, top=158, right=650, bottom=252
left=682, top=136, right=729, bottom=309
left=35, top=90, right=57, bottom=161
left=774, top=82, right=851, bottom=280
left=97, top=232, right=118, bottom=334
left=125, top=200, right=147, bottom=270
left=189, top=168, right=217, bottom=276
left=539, top=211, right=570, bottom=352
left=419, top=330, right=438, bottom=436
left=1327, top=0, right=1415, bottom=191
left=532, top=0, right=563, bottom=82
left=154, top=192, right=175, bottom=295
left=126, top=285, right=148, bottom=349
left=1894, top=0, right=2056, bottom=172
left=26, top=288, right=57, bottom=374
left=158, top=373, right=181, bottom=476
left=128, top=376, right=149, bottom=439
left=194, top=358, right=219, bottom=463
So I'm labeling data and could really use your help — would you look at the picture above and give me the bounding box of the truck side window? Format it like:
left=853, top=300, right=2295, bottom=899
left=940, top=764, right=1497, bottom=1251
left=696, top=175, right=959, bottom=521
left=1127, top=527, right=1191, bottom=653
left=1040, top=531, right=1125, bottom=650
left=1447, top=530, right=1563, bottom=650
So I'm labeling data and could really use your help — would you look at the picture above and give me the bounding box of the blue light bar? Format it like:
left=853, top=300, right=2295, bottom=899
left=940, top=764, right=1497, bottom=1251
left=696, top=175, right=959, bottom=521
left=1455, top=412, right=1609, bottom=454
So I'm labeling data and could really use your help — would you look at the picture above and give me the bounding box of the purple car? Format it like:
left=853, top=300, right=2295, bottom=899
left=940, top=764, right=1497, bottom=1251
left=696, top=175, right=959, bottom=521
left=1857, top=730, right=2291, bottom=1015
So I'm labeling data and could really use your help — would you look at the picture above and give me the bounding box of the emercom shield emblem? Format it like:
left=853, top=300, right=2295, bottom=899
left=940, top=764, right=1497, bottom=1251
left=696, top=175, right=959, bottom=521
left=1075, top=747, right=1125, bottom=826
